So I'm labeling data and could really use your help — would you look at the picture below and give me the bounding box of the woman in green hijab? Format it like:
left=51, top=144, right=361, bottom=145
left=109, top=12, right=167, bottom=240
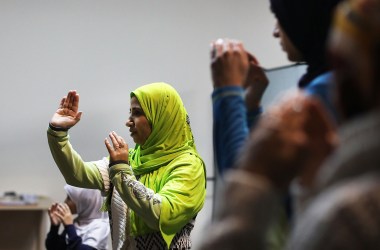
left=47, top=82, right=206, bottom=250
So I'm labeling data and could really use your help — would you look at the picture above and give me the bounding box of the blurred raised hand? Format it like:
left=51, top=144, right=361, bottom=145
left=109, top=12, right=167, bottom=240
left=243, top=53, right=269, bottom=112
left=210, top=38, right=269, bottom=112
left=238, top=90, right=337, bottom=190
left=210, top=38, right=249, bottom=88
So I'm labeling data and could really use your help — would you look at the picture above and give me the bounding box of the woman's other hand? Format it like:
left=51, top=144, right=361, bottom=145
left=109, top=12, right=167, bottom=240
left=49, top=90, right=82, bottom=129
left=105, top=131, right=129, bottom=164
left=243, top=53, right=269, bottom=112
left=48, top=203, right=61, bottom=226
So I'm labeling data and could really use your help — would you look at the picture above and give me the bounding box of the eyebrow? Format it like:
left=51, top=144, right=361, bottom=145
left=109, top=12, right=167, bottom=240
left=130, top=106, right=145, bottom=115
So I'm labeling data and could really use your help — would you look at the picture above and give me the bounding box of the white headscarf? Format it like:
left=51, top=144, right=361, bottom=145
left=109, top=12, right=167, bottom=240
left=64, top=185, right=110, bottom=250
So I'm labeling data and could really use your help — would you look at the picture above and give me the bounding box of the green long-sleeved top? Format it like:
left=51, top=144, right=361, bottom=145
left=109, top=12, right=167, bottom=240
left=47, top=127, right=206, bottom=249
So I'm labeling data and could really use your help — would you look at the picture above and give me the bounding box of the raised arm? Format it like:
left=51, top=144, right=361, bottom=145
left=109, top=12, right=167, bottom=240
left=210, top=39, right=267, bottom=175
left=47, top=90, right=108, bottom=190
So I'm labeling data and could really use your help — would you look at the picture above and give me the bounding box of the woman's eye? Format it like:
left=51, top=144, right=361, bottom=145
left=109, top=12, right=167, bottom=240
left=132, top=110, right=142, bottom=116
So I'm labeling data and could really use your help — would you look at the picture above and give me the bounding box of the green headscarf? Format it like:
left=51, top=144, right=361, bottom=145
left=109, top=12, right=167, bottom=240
left=128, top=82, right=206, bottom=248
left=129, top=82, right=199, bottom=174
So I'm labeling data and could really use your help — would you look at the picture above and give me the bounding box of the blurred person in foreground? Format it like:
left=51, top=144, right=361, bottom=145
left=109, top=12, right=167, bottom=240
left=199, top=0, right=380, bottom=249
left=211, top=0, right=342, bottom=177
left=209, top=0, right=342, bottom=249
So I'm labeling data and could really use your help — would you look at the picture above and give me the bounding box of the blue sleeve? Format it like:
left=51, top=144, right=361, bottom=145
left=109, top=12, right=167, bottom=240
left=212, top=87, right=255, bottom=175
left=65, top=224, right=97, bottom=250
left=45, top=225, right=66, bottom=250
left=304, top=72, right=338, bottom=123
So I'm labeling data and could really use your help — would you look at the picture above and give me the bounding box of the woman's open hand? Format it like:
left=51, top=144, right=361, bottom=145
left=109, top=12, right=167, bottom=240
left=49, top=90, right=82, bottom=129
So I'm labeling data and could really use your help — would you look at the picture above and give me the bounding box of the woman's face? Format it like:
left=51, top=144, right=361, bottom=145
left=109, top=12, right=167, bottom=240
left=126, top=96, right=152, bottom=145
left=273, top=21, right=304, bottom=62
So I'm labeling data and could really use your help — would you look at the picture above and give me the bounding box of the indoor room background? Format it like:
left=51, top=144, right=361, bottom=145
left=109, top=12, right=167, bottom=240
left=0, top=0, right=304, bottom=249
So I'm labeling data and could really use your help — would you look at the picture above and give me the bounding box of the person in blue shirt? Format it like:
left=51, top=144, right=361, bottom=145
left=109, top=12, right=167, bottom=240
left=210, top=0, right=342, bottom=177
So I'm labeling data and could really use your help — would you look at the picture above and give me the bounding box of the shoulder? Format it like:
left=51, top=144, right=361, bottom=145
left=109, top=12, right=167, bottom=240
left=163, top=152, right=206, bottom=178
left=80, top=219, right=110, bottom=247
left=305, top=71, right=333, bottom=93
left=170, top=152, right=204, bottom=168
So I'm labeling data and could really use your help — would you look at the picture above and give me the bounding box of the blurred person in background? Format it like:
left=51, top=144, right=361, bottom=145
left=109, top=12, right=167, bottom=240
left=45, top=185, right=109, bottom=250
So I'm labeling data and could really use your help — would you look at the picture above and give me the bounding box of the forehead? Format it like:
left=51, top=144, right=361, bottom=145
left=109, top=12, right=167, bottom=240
left=130, top=96, right=142, bottom=108
left=65, top=195, right=73, bottom=202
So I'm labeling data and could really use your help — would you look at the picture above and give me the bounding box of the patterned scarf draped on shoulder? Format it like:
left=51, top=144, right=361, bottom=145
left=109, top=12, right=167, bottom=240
left=129, top=82, right=201, bottom=175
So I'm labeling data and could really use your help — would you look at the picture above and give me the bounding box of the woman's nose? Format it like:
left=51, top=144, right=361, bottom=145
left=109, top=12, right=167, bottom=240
left=126, top=119, right=134, bottom=127
left=273, top=21, right=280, bottom=38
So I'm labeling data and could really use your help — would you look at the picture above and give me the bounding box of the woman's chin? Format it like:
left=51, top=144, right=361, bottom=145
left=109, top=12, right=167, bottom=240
left=132, top=137, right=142, bottom=146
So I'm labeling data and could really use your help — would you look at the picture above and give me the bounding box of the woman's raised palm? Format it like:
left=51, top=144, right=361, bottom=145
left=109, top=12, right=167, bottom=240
left=50, top=90, right=82, bottom=129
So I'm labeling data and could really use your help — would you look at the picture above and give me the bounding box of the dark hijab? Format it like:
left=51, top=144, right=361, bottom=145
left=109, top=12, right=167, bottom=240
left=270, top=0, right=343, bottom=87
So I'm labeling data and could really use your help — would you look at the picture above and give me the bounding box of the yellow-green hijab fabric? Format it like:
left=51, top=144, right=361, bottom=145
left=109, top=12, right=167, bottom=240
left=130, top=82, right=200, bottom=174
left=128, top=82, right=206, bottom=248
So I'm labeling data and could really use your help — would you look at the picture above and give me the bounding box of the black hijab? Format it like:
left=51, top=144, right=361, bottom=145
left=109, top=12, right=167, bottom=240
left=270, top=0, right=343, bottom=87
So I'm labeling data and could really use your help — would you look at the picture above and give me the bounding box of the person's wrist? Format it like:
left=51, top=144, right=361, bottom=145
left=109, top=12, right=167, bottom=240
left=214, top=81, right=243, bottom=88
left=245, top=100, right=261, bottom=112
left=109, top=160, right=129, bottom=167
left=49, top=123, right=69, bottom=131
left=213, top=73, right=246, bottom=88
left=63, top=220, right=73, bottom=225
